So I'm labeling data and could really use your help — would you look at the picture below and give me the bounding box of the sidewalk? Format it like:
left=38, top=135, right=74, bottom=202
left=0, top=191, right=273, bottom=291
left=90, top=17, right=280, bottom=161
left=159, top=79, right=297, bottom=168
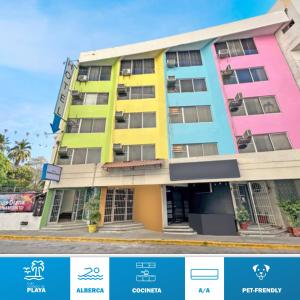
left=0, top=229, right=300, bottom=250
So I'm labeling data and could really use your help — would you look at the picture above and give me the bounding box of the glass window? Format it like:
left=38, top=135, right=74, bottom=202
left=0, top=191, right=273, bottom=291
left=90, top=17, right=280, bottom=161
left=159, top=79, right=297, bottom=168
left=203, top=143, right=218, bottom=155
left=142, top=144, right=155, bottom=160
left=172, top=145, right=188, bottom=158
left=78, top=67, right=88, bottom=76
left=100, top=66, right=111, bottom=81
left=178, top=51, right=190, bottom=67
left=254, top=135, right=273, bottom=152
left=223, top=73, right=237, bottom=85
left=92, top=119, right=106, bottom=132
left=143, top=112, right=156, bottom=128
left=244, top=97, right=263, bottom=115
left=120, top=60, right=131, bottom=73
left=133, top=60, right=143, bottom=74
left=270, top=133, right=291, bottom=150
left=236, top=69, right=252, bottom=83
left=197, top=106, right=212, bottom=122
left=131, top=87, right=143, bottom=99
left=89, top=67, right=100, bottom=81
left=129, top=145, right=141, bottom=161
left=188, top=144, right=203, bottom=157
left=184, top=106, right=198, bottom=123
left=86, top=148, right=101, bottom=164
left=72, top=149, right=87, bottom=164
left=129, top=113, right=142, bottom=128
left=66, top=119, right=80, bottom=133
left=241, top=38, right=258, bottom=55
left=169, top=108, right=183, bottom=123
left=190, top=50, right=202, bottom=66
left=250, top=67, right=268, bottom=81
left=85, top=94, right=98, bottom=105
left=97, top=93, right=109, bottom=105
left=143, top=86, right=155, bottom=98
left=80, top=119, right=93, bottom=133
left=166, top=52, right=177, bottom=65
left=215, top=42, right=228, bottom=55
left=260, top=96, right=280, bottom=113
left=227, top=40, right=244, bottom=57
left=57, top=148, right=73, bottom=165
left=143, top=59, right=154, bottom=74
left=193, top=78, right=207, bottom=91
left=180, top=79, right=194, bottom=92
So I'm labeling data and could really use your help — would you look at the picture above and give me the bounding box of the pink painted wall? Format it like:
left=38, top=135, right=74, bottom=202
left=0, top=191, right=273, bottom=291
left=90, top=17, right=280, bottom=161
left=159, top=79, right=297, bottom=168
left=213, top=35, right=300, bottom=152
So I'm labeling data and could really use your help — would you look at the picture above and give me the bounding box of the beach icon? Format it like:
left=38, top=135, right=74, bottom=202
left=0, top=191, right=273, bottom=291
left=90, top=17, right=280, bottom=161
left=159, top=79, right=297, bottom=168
left=23, top=260, right=45, bottom=281
left=78, top=267, right=103, bottom=280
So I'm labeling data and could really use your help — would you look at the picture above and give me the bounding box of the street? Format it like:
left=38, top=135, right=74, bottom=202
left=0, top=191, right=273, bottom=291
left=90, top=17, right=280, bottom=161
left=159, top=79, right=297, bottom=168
left=0, top=239, right=299, bottom=254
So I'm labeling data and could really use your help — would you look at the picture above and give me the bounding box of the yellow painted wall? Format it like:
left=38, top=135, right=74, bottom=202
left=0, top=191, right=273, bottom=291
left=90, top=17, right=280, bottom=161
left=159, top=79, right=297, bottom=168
left=133, top=185, right=163, bottom=232
left=110, top=53, right=168, bottom=161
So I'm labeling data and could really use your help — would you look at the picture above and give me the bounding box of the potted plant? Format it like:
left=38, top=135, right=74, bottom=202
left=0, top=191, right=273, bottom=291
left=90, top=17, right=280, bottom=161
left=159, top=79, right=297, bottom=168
left=278, top=200, right=300, bottom=237
left=236, top=206, right=250, bottom=230
left=84, top=196, right=101, bottom=233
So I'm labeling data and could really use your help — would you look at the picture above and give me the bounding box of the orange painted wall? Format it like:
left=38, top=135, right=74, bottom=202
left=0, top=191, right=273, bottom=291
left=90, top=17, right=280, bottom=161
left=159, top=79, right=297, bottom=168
left=133, top=185, right=163, bottom=232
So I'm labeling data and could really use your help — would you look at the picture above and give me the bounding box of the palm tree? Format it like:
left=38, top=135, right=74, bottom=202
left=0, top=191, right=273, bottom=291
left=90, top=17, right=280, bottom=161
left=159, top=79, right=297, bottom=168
left=0, top=134, right=9, bottom=152
left=31, top=260, right=44, bottom=278
left=8, top=139, right=31, bottom=166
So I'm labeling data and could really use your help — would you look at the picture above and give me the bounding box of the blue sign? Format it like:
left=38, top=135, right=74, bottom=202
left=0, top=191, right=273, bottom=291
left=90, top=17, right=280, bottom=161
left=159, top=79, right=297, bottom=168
left=224, top=257, right=300, bottom=300
left=0, top=257, right=70, bottom=300
left=109, top=257, right=185, bottom=300
left=50, top=113, right=62, bottom=134
left=41, top=163, right=62, bottom=182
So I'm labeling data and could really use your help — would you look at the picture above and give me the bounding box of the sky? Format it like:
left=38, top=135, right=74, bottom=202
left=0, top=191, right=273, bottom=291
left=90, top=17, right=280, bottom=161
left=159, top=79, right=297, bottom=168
left=0, top=0, right=276, bottom=160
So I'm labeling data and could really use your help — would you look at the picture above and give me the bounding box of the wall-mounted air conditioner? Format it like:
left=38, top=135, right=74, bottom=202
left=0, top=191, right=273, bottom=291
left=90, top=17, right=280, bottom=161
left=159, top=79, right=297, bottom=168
left=218, top=49, right=230, bottom=59
left=167, top=76, right=176, bottom=88
left=113, top=143, right=125, bottom=155
left=229, top=92, right=243, bottom=112
left=237, top=130, right=252, bottom=149
left=77, top=75, right=88, bottom=82
left=166, top=58, right=177, bottom=68
left=115, top=111, right=126, bottom=122
left=221, top=65, right=233, bottom=76
left=121, top=68, right=132, bottom=76
left=71, top=90, right=83, bottom=99
left=58, top=147, right=69, bottom=159
left=117, top=84, right=128, bottom=96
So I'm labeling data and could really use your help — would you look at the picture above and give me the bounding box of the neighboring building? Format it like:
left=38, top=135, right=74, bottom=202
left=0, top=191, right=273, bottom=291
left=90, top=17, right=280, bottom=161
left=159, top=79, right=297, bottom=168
left=40, top=10, right=300, bottom=236
left=271, top=0, right=300, bottom=89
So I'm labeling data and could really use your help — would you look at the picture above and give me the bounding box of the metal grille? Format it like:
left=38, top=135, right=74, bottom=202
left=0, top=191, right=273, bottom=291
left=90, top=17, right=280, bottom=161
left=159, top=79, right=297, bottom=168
left=71, top=190, right=87, bottom=221
left=104, top=189, right=134, bottom=223
left=49, top=190, right=64, bottom=223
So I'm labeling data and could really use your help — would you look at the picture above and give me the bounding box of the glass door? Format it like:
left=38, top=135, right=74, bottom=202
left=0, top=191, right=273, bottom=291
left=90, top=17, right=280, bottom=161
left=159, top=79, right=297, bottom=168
left=71, top=190, right=87, bottom=221
left=49, top=190, right=64, bottom=223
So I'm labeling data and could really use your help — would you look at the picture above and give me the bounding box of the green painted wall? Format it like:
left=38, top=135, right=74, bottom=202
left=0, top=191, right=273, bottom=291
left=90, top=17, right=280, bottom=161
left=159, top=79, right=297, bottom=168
left=40, top=189, right=53, bottom=228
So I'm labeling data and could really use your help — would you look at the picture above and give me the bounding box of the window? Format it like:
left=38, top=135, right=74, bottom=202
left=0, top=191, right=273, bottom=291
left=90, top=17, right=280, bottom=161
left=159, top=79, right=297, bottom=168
left=215, top=38, right=258, bottom=57
left=169, top=106, right=212, bottom=123
left=172, top=143, right=218, bottom=158
left=77, top=66, right=111, bottom=81
left=120, top=58, right=155, bottom=75
left=222, top=67, right=268, bottom=85
left=58, top=148, right=101, bottom=165
left=113, top=144, right=155, bottom=161
left=66, top=118, right=106, bottom=133
left=115, top=112, right=156, bottom=129
left=117, top=86, right=155, bottom=100
left=237, top=133, right=291, bottom=153
left=230, top=96, right=280, bottom=116
left=72, top=93, right=108, bottom=105
left=166, top=50, right=202, bottom=67
left=168, top=78, right=207, bottom=93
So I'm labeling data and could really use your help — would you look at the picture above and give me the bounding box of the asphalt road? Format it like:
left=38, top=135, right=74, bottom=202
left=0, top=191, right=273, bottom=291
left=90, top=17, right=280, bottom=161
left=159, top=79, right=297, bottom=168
left=0, top=239, right=299, bottom=254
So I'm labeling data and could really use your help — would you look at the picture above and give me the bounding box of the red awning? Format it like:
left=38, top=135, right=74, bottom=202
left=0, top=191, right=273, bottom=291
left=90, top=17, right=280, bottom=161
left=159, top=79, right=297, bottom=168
left=102, top=160, right=164, bottom=170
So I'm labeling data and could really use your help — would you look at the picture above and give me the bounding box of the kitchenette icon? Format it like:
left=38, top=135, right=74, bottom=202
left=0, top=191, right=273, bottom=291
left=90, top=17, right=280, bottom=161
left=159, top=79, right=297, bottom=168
left=136, top=262, right=157, bottom=282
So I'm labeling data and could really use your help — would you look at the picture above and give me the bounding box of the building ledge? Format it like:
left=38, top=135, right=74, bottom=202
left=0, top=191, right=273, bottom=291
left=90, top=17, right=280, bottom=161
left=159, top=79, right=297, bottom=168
left=102, top=159, right=164, bottom=170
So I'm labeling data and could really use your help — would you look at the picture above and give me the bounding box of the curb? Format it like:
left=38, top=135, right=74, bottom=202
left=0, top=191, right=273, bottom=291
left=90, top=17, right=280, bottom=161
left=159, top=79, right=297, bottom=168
left=0, top=235, right=300, bottom=251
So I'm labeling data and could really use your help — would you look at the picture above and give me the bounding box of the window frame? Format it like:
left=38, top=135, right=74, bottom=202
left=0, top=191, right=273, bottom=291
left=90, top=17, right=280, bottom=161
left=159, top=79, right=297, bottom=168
left=78, top=66, right=112, bottom=82
left=120, top=58, right=155, bottom=75
left=115, top=112, right=156, bottom=129
left=169, top=105, right=212, bottom=123
left=117, top=85, right=155, bottom=100
left=66, top=118, right=106, bottom=133
left=58, top=147, right=102, bottom=165
left=113, top=144, right=156, bottom=161
left=168, top=78, right=207, bottom=93
left=172, top=143, right=218, bottom=158
left=166, top=50, right=202, bottom=67
left=215, top=38, right=258, bottom=57
left=223, top=67, right=268, bottom=85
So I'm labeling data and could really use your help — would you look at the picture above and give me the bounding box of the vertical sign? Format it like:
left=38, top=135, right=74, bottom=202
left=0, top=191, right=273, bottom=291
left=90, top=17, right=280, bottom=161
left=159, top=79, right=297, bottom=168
left=50, top=58, right=75, bottom=133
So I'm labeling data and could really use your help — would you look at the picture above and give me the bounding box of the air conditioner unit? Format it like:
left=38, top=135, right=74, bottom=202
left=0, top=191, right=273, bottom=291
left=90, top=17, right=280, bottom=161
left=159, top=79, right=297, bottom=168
left=237, top=130, right=252, bottom=149
left=218, top=49, right=230, bottom=58
left=229, top=92, right=243, bottom=112
left=58, top=147, right=69, bottom=159
left=117, top=84, right=128, bottom=96
left=121, top=68, right=132, bottom=76
left=71, top=90, right=83, bottom=99
left=113, top=143, right=125, bottom=155
left=167, top=76, right=176, bottom=88
left=172, top=145, right=184, bottom=153
left=77, top=75, right=88, bottom=82
left=221, top=65, right=233, bottom=76
left=166, top=58, right=177, bottom=68
left=115, top=111, right=126, bottom=122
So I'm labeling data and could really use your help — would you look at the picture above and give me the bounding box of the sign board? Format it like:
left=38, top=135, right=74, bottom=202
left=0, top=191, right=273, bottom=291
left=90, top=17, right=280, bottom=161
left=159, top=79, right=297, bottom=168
left=50, top=58, right=75, bottom=133
left=41, top=163, right=62, bottom=182
left=0, top=193, right=36, bottom=212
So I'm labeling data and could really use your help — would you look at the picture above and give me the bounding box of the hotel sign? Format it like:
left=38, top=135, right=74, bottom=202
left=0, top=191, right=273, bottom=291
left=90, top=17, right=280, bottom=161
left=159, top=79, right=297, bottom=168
left=41, top=163, right=62, bottom=182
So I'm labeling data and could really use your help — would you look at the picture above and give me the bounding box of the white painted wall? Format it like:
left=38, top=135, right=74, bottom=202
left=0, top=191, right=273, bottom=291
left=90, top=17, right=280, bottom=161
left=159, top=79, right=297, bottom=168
left=0, top=213, right=41, bottom=230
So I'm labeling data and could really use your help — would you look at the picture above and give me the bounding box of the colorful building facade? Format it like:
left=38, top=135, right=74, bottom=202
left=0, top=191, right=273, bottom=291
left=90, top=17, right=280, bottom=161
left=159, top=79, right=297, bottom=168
left=41, top=10, right=300, bottom=236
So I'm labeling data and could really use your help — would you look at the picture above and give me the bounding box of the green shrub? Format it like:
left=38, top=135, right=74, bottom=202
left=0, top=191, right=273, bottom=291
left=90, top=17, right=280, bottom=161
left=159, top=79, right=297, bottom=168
left=84, top=196, right=100, bottom=225
left=279, top=200, right=300, bottom=227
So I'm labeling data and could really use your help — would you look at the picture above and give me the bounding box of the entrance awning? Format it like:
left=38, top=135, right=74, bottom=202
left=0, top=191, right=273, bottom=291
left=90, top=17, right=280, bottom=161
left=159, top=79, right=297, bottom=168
left=102, top=159, right=164, bottom=170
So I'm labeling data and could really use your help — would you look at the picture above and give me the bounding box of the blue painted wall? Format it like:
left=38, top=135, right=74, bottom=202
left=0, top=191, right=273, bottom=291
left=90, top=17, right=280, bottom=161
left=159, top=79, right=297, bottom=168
left=165, top=41, right=235, bottom=158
